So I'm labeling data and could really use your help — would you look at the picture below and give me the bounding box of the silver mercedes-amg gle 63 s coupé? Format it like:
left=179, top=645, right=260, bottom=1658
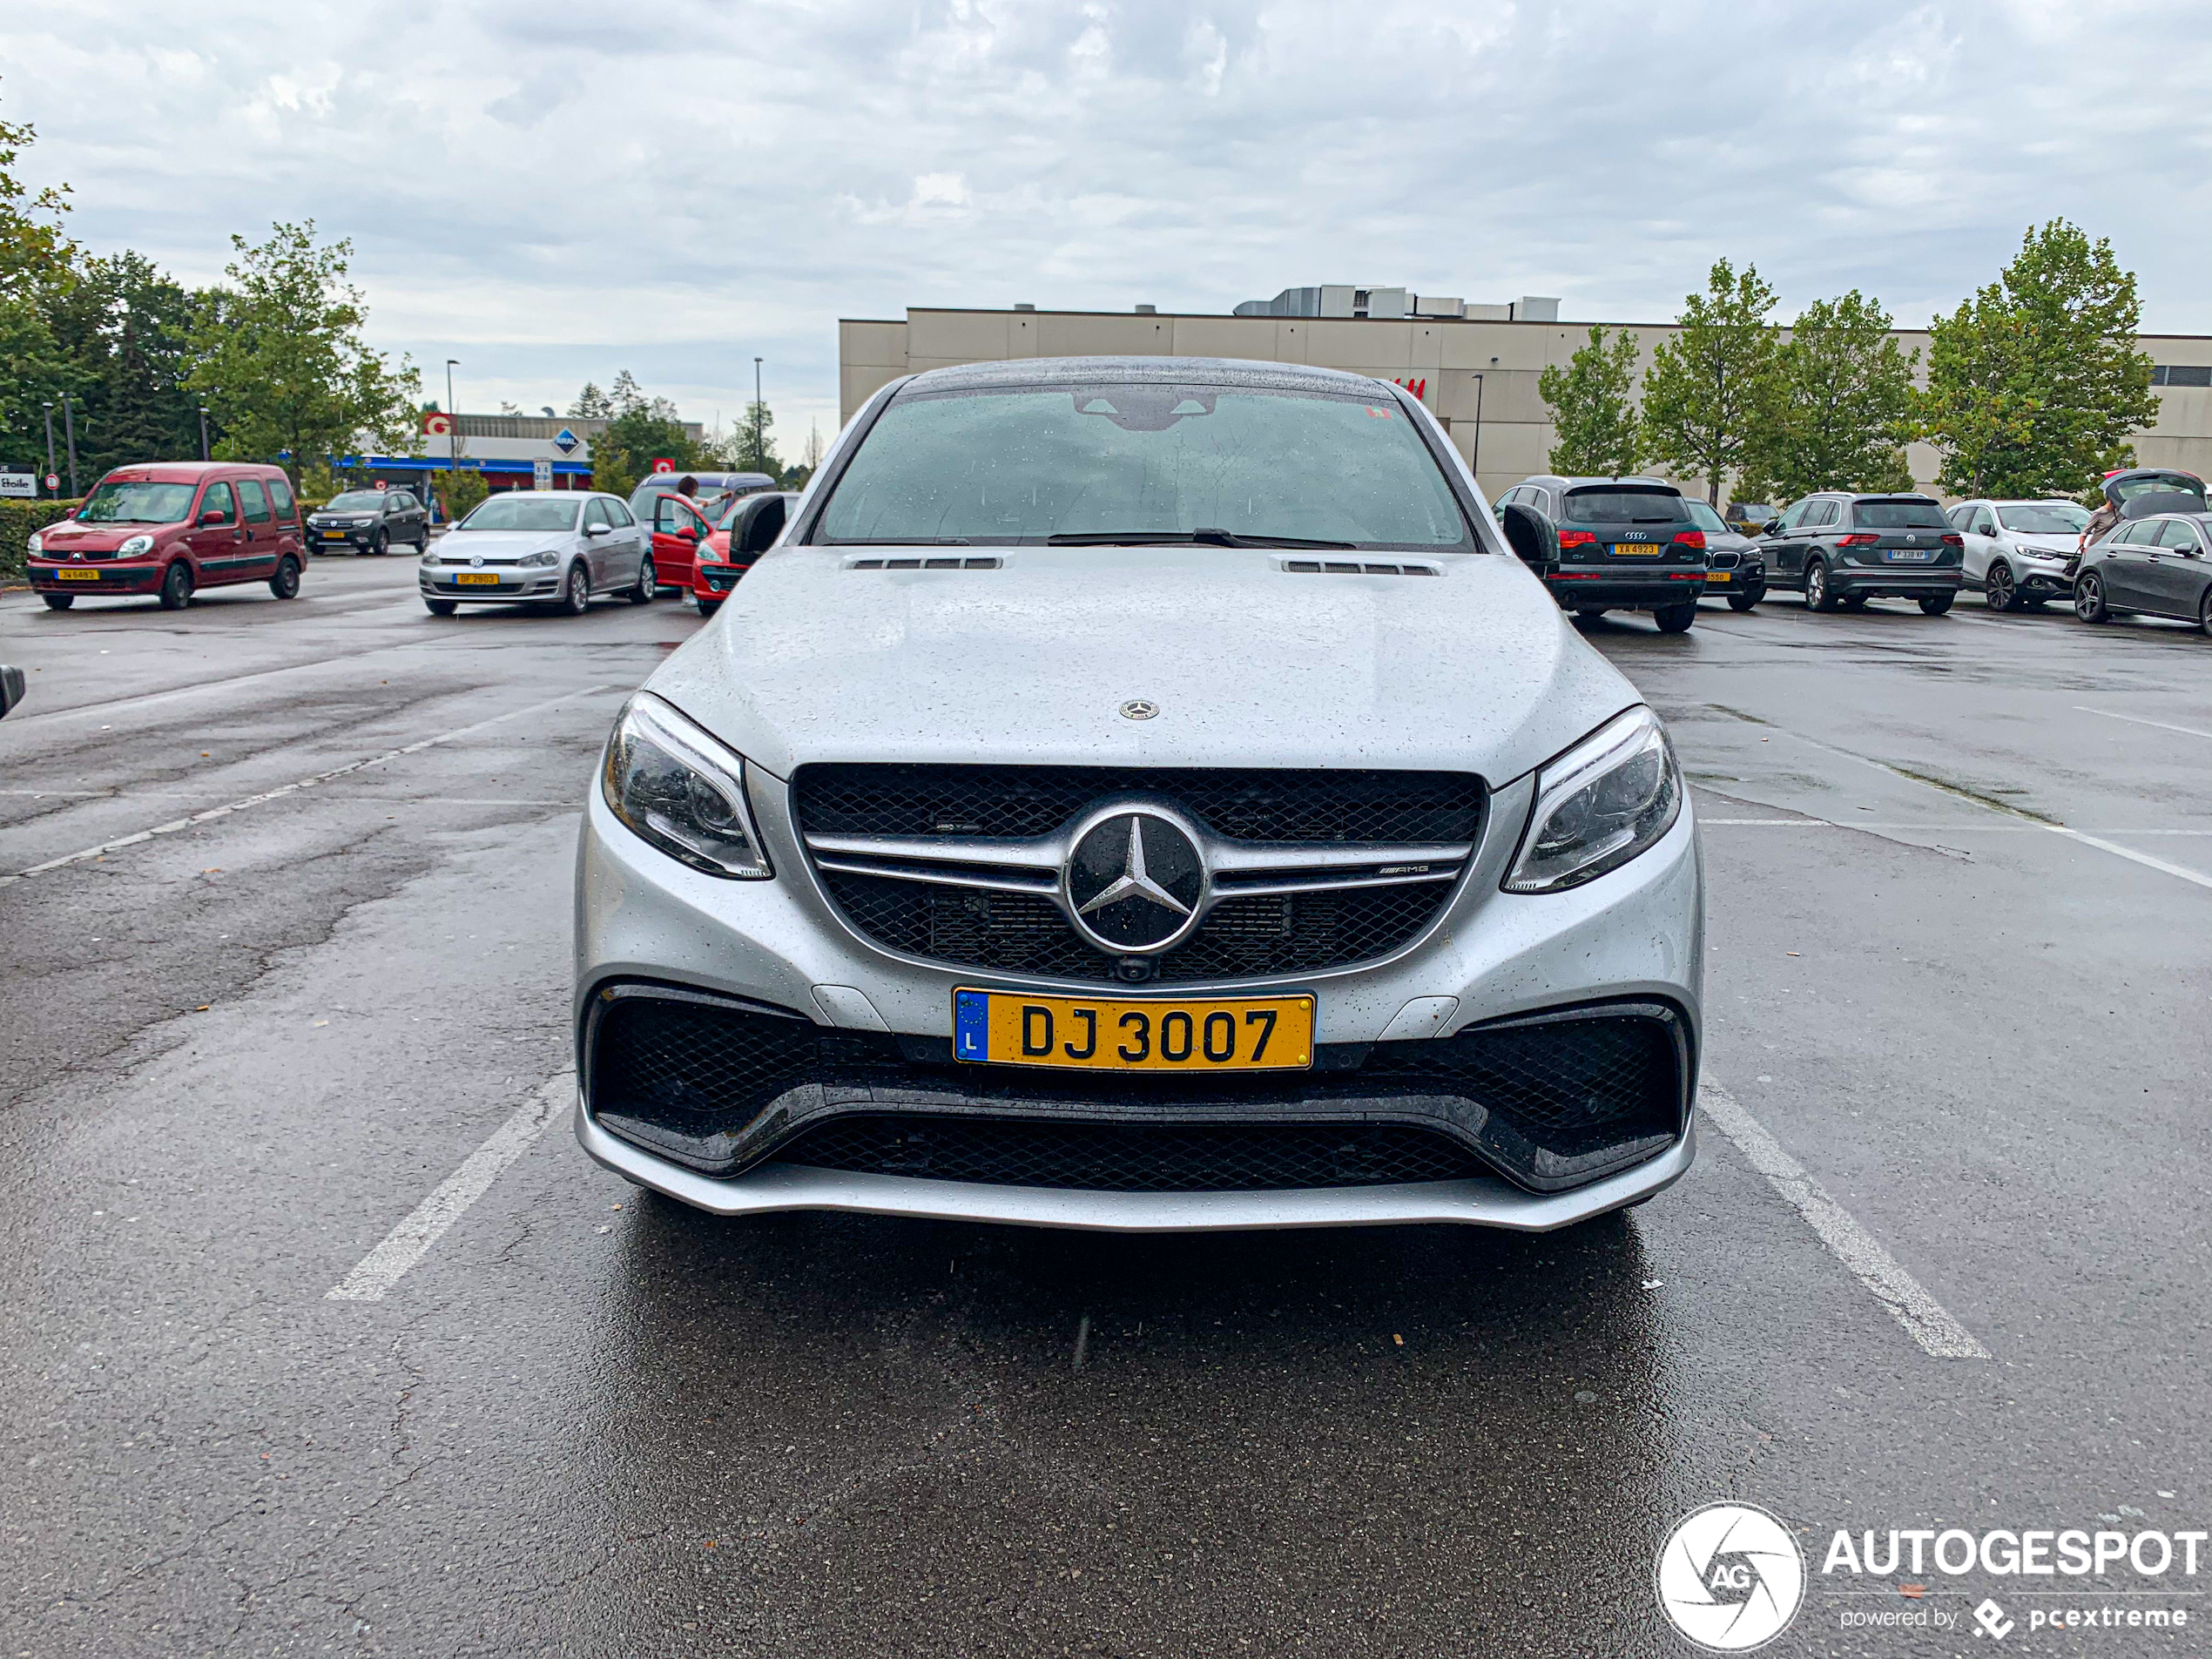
left=575, top=356, right=1703, bottom=1231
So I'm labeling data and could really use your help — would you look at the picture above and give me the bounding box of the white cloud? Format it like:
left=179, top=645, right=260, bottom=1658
left=3, top=0, right=2211, bottom=442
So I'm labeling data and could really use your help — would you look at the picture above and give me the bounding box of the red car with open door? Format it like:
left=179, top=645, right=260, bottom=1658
left=643, top=492, right=714, bottom=594
left=691, top=491, right=799, bottom=616
left=24, top=462, right=306, bottom=611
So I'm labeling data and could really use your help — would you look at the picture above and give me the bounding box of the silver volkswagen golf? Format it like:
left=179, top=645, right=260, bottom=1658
left=575, top=358, right=1703, bottom=1231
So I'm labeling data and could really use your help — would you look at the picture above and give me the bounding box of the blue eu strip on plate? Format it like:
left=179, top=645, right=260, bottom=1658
left=954, top=989, right=989, bottom=1062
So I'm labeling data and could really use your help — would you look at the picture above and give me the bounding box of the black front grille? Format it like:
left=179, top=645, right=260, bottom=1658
left=583, top=984, right=1687, bottom=1191
left=816, top=871, right=1447, bottom=983
left=776, top=1116, right=1487, bottom=1191
left=793, top=764, right=1484, bottom=844
left=797, top=765, right=1482, bottom=982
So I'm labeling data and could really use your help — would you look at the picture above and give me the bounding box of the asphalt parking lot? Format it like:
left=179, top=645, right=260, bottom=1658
left=1, top=561, right=2204, bottom=1657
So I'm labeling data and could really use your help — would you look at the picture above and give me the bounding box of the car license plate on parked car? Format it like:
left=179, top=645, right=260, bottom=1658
left=455, top=572, right=499, bottom=585
left=322, top=530, right=348, bottom=540
left=1887, top=549, right=1935, bottom=562
left=57, top=568, right=98, bottom=580
left=953, top=988, right=1314, bottom=1073
left=1706, top=571, right=1731, bottom=583
left=1613, top=542, right=1662, bottom=556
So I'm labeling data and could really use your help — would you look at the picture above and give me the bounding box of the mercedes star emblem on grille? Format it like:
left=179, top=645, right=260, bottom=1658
left=1118, top=699, right=1158, bottom=720
left=1064, top=810, right=1205, bottom=953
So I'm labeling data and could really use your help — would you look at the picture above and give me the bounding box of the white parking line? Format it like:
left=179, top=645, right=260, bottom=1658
left=2046, top=826, right=2212, bottom=892
left=1698, top=1082, right=1988, bottom=1359
left=0, top=685, right=613, bottom=887
left=326, top=1073, right=571, bottom=1302
left=2074, top=705, right=2212, bottom=741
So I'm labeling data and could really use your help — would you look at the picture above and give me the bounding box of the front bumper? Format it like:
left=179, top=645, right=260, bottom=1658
left=574, top=760, right=1705, bottom=1230
left=692, top=561, right=752, bottom=599
left=420, top=570, right=562, bottom=601
left=578, top=1100, right=1696, bottom=1231
left=26, top=560, right=160, bottom=592
left=310, top=525, right=377, bottom=549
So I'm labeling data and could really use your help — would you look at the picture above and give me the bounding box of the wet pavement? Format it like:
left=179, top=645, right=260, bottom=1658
left=1, top=560, right=2204, bottom=1656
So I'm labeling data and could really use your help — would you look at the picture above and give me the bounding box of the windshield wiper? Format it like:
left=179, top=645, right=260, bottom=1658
left=830, top=536, right=974, bottom=546
left=1046, top=528, right=1356, bottom=550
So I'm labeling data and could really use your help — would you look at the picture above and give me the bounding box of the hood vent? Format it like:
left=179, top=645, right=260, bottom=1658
left=1283, top=559, right=1440, bottom=577
left=847, top=556, right=1002, bottom=570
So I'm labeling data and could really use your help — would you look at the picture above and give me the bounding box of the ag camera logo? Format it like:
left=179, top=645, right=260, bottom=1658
left=1656, top=1503, right=1806, bottom=1651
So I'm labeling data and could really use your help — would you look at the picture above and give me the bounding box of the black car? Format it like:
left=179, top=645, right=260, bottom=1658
left=1683, top=498, right=1767, bottom=610
left=1495, top=475, right=1707, bottom=631
left=1763, top=492, right=1964, bottom=613
left=2074, top=512, right=2212, bottom=635
left=1724, top=502, right=1779, bottom=538
left=306, top=488, right=429, bottom=556
left=0, top=664, right=24, bottom=718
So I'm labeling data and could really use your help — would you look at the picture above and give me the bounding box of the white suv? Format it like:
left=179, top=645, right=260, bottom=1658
left=1948, top=498, right=2092, bottom=611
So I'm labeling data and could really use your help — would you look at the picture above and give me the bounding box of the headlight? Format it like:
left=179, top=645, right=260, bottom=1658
left=420, top=550, right=440, bottom=566
left=1504, top=706, right=1683, bottom=894
left=602, top=693, right=772, bottom=880
left=26, top=530, right=42, bottom=555
left=117, top=534, right=154, bottom=556
left=520, top=550, right=559, bottom=567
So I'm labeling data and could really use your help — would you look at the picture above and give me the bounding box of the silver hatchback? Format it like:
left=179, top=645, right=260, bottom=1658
left=420, top=490, right=655, bottom=616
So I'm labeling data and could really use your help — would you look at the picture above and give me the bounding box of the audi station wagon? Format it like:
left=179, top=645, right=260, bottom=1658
left=576, top=358, right=1704, bottom=1232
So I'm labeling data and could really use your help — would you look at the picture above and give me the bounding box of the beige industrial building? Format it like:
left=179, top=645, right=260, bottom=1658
left=839, top=300, right=2212, bottom=504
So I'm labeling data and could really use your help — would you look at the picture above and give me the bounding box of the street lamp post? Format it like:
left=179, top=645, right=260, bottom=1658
left=752, top=357, right=764, bottom=475
left=41, top=403, right=56, bottom=496
left=197, top=406, right=210, bottom=462
left=60, top=390, right=79, bottom=497
left=445, top=359, right=461, bottom=512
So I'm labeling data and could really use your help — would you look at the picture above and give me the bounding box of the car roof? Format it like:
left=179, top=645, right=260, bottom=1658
left=102, top=462, right=282, bottom=482
left=901, top=354, right=1392, bottom=399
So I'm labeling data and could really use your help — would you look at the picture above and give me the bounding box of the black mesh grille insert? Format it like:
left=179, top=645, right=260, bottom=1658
left=816, top=871, right=1447, bottom=983
left=776, top=1116, right=1488, bottom=1191
left=792, top=764, right=1484, bottom=844
left=584, top=986, right=1686, bottom=1191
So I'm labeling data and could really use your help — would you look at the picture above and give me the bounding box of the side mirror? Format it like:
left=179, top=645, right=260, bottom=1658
left=1763, top=521, right=1783, bottom=536
left=1498, top=502, right=1558, bottom=570
left=679, top=526, right=700, bottom=543
left=199, top=508, right=230, bottom=525
left=584, top=522, right=611, bottom=537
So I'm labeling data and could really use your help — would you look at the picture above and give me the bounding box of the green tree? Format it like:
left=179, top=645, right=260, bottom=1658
left=568, top=381, right=611, bottom=419
left=588, top=398, right=698, bottom=498
left=736, top=399, right=784, bottom=476
left=186, top=220, right=421, bottom=482
left=44, top=251, right=205, bottom=475
left=0, top=90, right=75, bottom=471
left=1756, top=291, right=1919, bottom=498
left=1537, top=325, right=1644, bottom=476
left=1922, top=219, right=2158, bottom=498
left=1641, top=260, right=1782, bottom=504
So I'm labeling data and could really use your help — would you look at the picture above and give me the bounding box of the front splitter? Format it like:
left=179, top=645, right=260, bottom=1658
left=575, top=1099, right=1695, bottom=1234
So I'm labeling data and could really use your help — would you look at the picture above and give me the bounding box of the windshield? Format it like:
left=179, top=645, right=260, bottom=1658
left=1997, top=503, right=2090, bottom=534
left=325, top=491, right=386, bottom=511
left=1561, top=488, right=1690, bottom=526
left=456, top=496, right=579, bottom=533
left=815, top=383, right=1473, bottom=549
left=1682, top=501, right=1727, bottom=536
left=1731, top=503, right=1777, bottom=523
left=78, top=480, right=198, bottom=524
left=1853, top=499, right=1948, bottom=529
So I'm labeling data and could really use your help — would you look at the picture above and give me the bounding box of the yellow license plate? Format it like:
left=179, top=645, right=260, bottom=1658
left=455, top=571, right=500, bottom=585
left=1614, top=542, right=1662, bottom=556
left=954, top=988, right=1314, bottom=1073
left=57, top=568, right=99, bottom=580
left=1706, top=570, right=1730, bottom=583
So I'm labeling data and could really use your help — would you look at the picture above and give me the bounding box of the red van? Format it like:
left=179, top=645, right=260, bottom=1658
left=24, top=462, right=307, bottom=611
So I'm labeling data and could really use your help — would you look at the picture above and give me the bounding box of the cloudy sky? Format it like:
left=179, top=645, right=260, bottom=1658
left=7, top=0, right=2210, bottom=445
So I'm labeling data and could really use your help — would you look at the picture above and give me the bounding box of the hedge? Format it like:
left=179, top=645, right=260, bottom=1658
left=0, top=499, right=86, bottom=580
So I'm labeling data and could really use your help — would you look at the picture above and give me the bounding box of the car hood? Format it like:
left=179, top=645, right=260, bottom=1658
left=644, top=544, right=1642, bottom=786
left=1703, top=529, right=1758, bottom=555
left=37, top=522, right=158, bottom=551
left=442, top=529, right=575, bottom=556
